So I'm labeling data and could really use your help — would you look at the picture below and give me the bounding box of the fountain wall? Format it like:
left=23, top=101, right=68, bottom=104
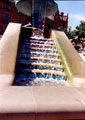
left=0, top=23, right=85, bottom=120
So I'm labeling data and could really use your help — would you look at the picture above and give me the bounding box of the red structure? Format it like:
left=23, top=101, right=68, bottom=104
left=0, top=1, right=68, bottom=35
left=54, top=9, right=68, bottom=30
left=45, top=8, right=68, bottom=30
left=0, top=0, right=30, bottom=35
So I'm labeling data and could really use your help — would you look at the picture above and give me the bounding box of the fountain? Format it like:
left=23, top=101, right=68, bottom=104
left=14, top=0, right=58, bottom=27
left=14, top=31, right=67, bottom=86
left=12, top=0, right=68, bottom=86
left=11, top=0, right=85, bottom=87
left=0, top=0, right=85, bottom=119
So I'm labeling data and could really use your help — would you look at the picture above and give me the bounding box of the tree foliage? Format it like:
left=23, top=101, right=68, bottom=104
left=65, top=21, right=85, bottom=41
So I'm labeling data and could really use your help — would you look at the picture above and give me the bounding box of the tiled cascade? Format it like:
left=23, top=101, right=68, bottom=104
left=14, top=37, right=67, bottom=86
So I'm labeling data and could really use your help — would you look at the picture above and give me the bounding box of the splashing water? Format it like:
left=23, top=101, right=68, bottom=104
left=14, top=30, right=68, bottom=86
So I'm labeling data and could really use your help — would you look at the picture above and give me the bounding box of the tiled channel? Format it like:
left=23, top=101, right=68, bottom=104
left=14, top=34, right=67, bottom=86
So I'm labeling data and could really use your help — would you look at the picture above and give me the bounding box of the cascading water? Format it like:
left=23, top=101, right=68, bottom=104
left=14, top=29, right=67, bottom=86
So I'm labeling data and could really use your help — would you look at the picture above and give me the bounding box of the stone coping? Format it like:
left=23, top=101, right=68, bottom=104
left=0, top=23, right=21, bottom=75
left=0, top=23, right=85, bottom=119
left=0, top=86, right=85, bottom=119
left=51, top=30, right=85, bottom=87
left=0, top=74, right=14, bottom=86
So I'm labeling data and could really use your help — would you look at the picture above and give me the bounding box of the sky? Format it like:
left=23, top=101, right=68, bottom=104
left=56, top=1, right=85, bottom=30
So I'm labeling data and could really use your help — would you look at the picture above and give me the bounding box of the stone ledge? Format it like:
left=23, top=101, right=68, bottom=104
left=0, top=23, right=21, bottom=74
left=52, top=30, right=85, bottom=87
left=0, top=86, right=85, bottom=119
left=0, top=23, right=85, bottom=120
left=0, top=74, right=14, bottom=86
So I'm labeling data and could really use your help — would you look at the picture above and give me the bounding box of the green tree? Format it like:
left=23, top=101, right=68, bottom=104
left=65, top=21, right=85, bottom=41
left=64, top=29, right=74, bottom=39
left=75, top=21, right=85, bottom=41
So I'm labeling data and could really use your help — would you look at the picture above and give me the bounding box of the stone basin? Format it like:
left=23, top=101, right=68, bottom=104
left=0, top=23, right=85, bottom=119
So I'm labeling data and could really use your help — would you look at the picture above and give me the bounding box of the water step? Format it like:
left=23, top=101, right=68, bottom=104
left=19, top=52, right=59, bottom=57
left=25, top=69, right=65, bottom=77
left=24, top=40, right=55, bottom=45
left=18, top=62, right=63, bottom=69
left=19, top=54, right=58, bottom=60
left=19, top=57, right=61, bottom=63
left=26, top=38, right=54, bottom=42
left=30, top=39, right=54, bottom=43
left=16, top=74, right=65, bottom=80
left=22, top=43, right=56, bottom=48
left=19, top=49, right=57, bottom=54
left=15, top=77, right=66, bottom=83
left=14, top=36, right=67, bottom=86
left=18, top=66, right=63, bottom=72
left=15, top=74, right=66, bottom=82
left=26, top=47, right=57, bottom=52
left=19, top=48, right=57, bottom=53
left=19, top=52, right=59, bottom=59
left=30, top=63, right=63, bottom=69
left=17, top=69, right=66, bottom=77
left=29, top=52, right=59, bottom=57
left=18, top=60, right=61, bottom=66
left=21, top=45, right=56, bottom=49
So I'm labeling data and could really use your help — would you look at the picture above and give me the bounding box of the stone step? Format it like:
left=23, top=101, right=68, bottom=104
left=23, top=63, right=64, bottom=69
left=19, top=51, right=59, bottom=57
left=19, top=57, right=61, bottom=63
left=27, top=38, right=54, bottom=42
left=19, top=69, right=66, bottom=77
left=26, top=47, right=57, bottom=52
left=15, top=36, right=67, bottom=86
left=15, top=74, right=66, bottom=82
left=22, top=43, right=56, bottom=48
left=24, top=40, right=54, bottom=45
left=19, top=48, right=57, bottom=54
left=21, top=45, right=56, bottom=50
left=18, top=62, right=63, bottom=70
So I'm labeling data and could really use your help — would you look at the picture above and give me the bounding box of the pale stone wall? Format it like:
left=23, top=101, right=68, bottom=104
left=0, top=23, right=85, bottom=120
left=0, top=23, right=21, bottom=86
left=51, top=30, right=85, bottom=87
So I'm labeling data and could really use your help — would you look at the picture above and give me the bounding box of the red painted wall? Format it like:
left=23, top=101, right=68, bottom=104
left=0, top=0, right=31, bottom=35
left=45, top=9, right=68, bottom=30
left=53, top=9, right=68, bottom=30
left=0, top=1, right=68, bottom=35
